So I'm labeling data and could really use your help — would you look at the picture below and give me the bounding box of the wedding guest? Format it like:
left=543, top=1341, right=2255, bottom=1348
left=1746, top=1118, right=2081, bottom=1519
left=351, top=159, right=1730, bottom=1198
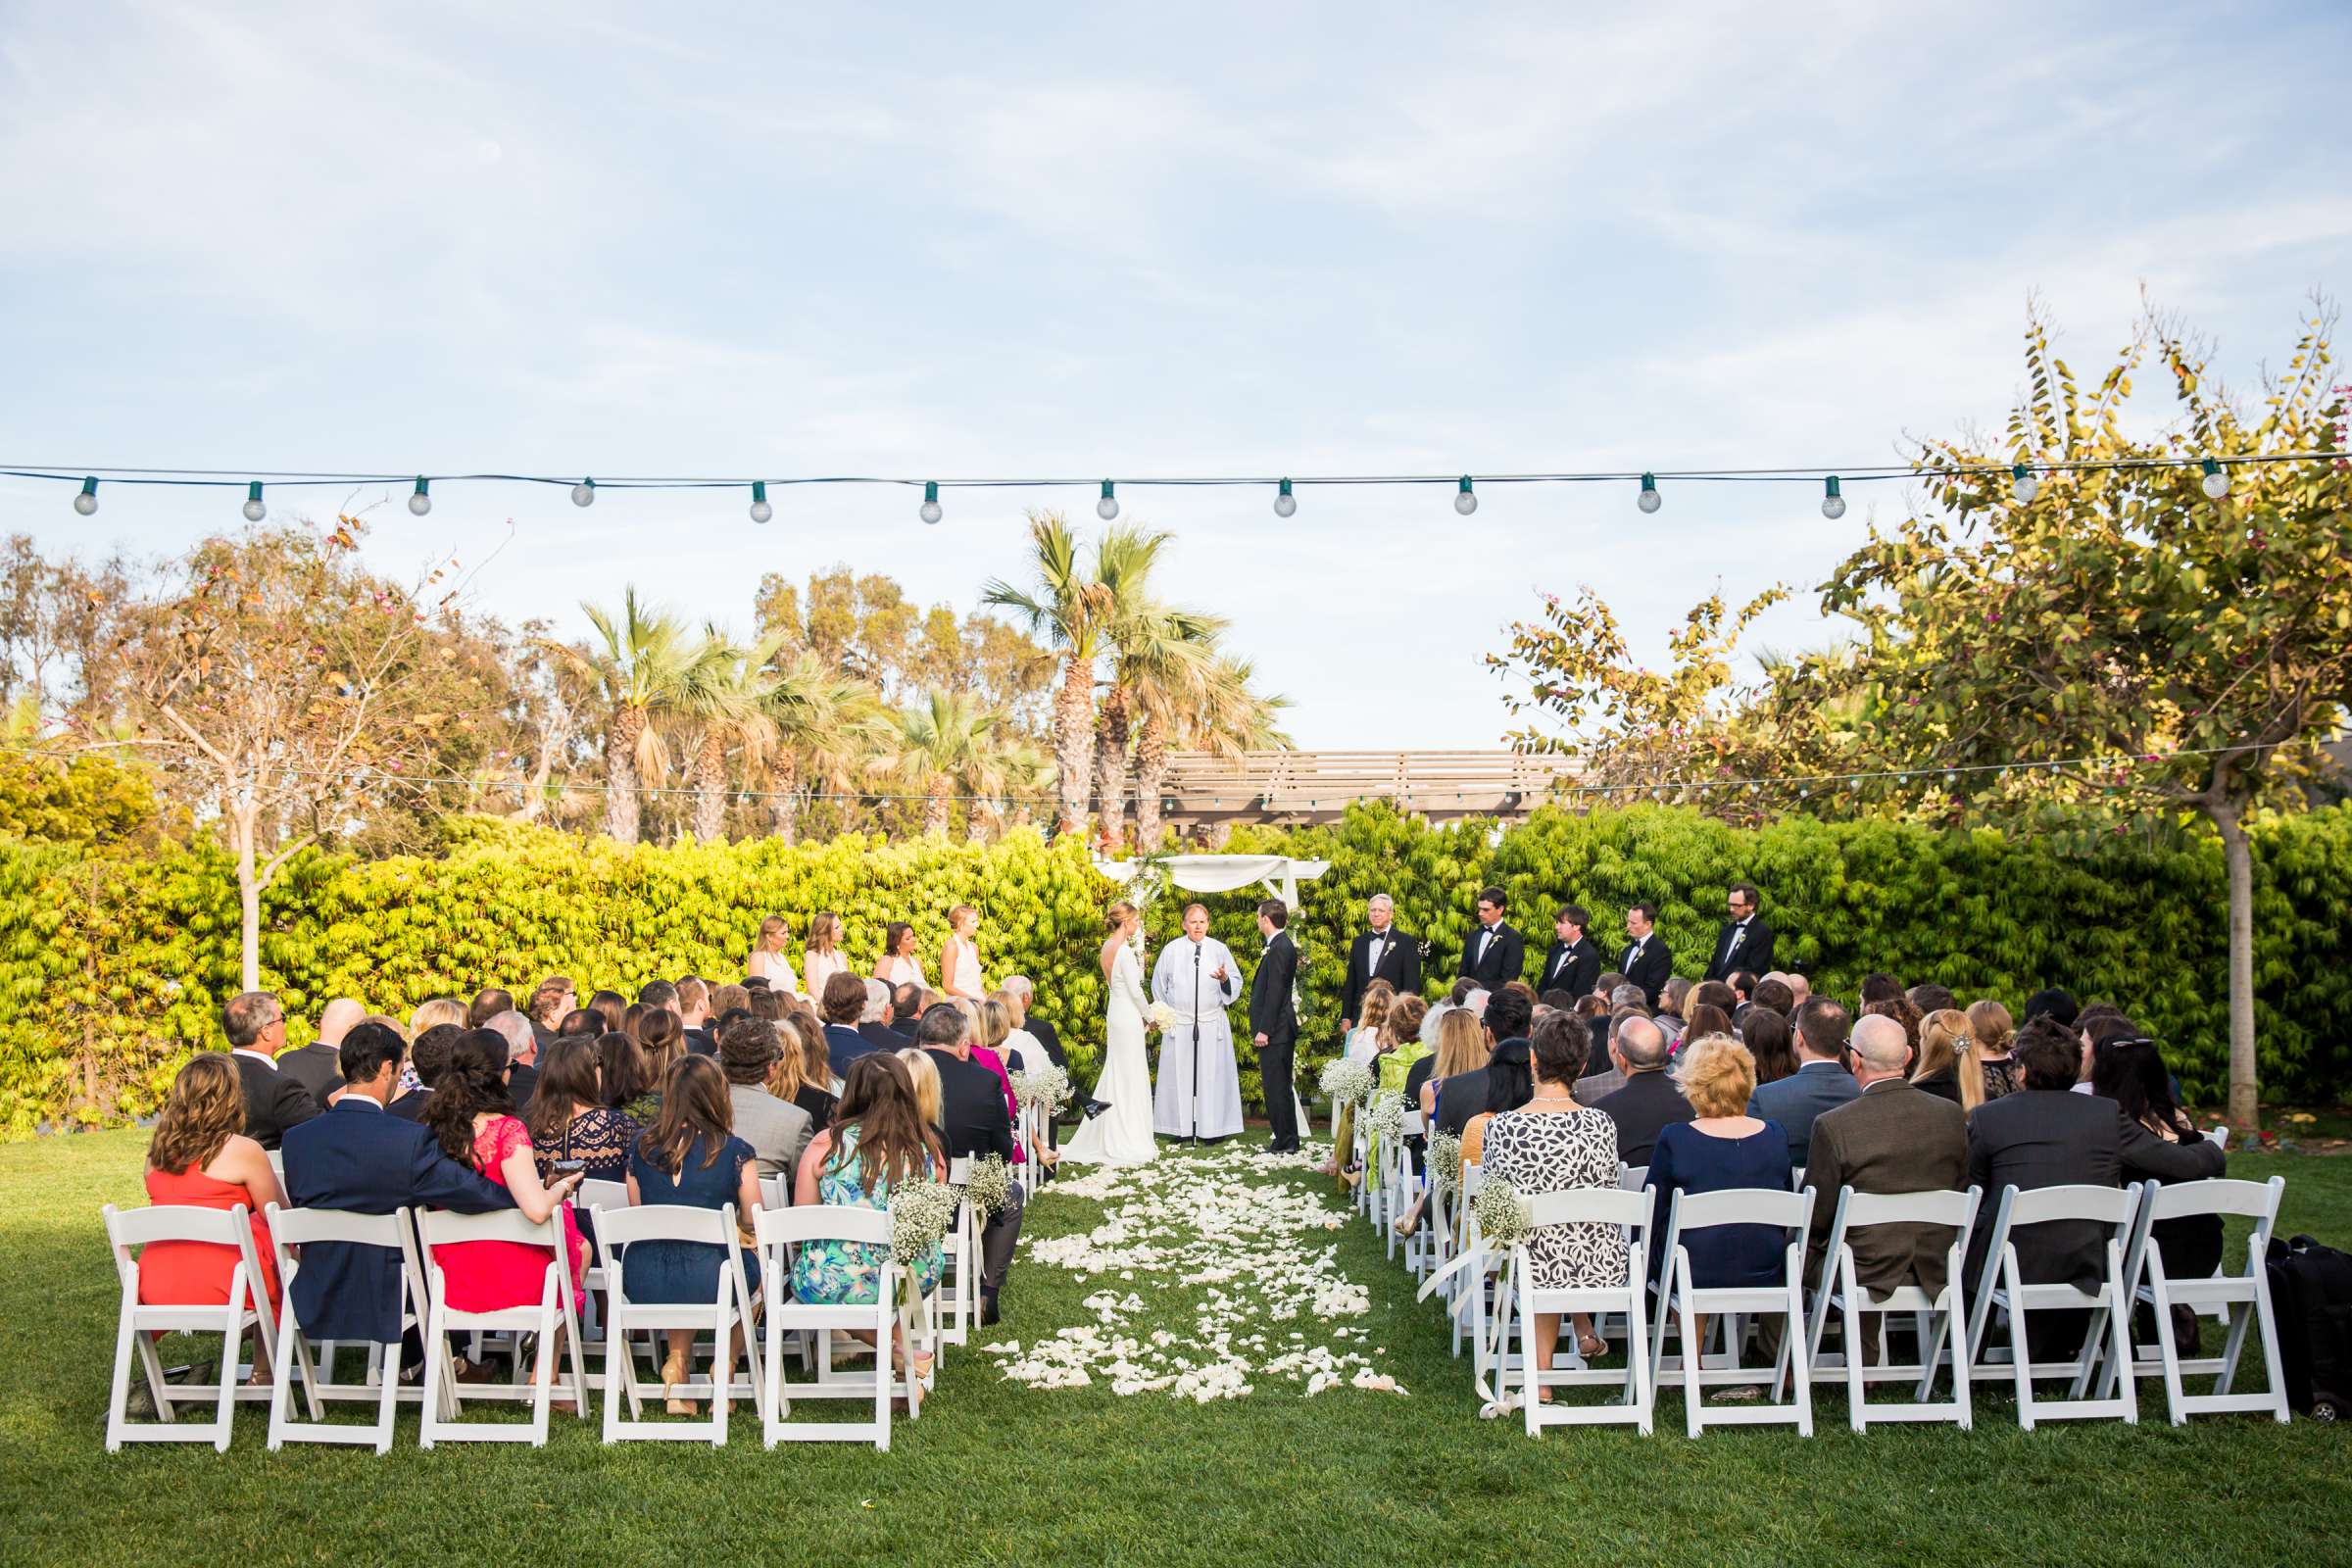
left=971, top=1001, right=1028, bottom=1166
left=1750, top=976, right=1795, bottom=1018
left=2091, top=1032, right=2224, bottom=1346
left=1415, top=1005, right=1492, bottom=1122
left=1456, top=1038, right=1534, bottom=1167
left=1741, top=1006, right=1798, bottom=1088
left=1574, top=1002, right=1629, bottom=1103
left=1801, top=1014, right=1968, bottom=1314
left=588, top=990, right=628, bottom=1036
left=1910, top=1009, right=1970, bottom=1104
left=529, top=978, right=575, bottom=1050
left=718, top=1011, right=813, bottom=1180
left=1591, top=1014, right=1694, bottom=1167
left=897, top=1046, right=945, bottom=1132
left=888, top=981, right=924, bottom=1040
left=602, top=1032, right=660, bottom=1123
left=1476, top=1003, right=1621, bottom=1376
left=466, top=988, right=515, bottom=1030
left=917, top=1004, right=1024, bottom=1323
left=525, top=1035, right=638, bottom=1183
left=1657, top=977, right=1694, bottom=1041
left=1962, top=999, right=2020, bottom=1111
left=1746, top=997, right=1856, bottom=1168
left=1784, top=973, right=1813, bottom=1007
left=1907, top=983, right=1959, bottom=1016
left=225, top=990, right=318, bottom=1151
left=142, top=1055, right=286, bottom=1363
left=677, top=978, right=713, bottom=1056
left=409, top=997, right=466, bottom=1039
left=1859, top=973, right=1903, bottom=1008
left=1345, top=982, right=1395, bottom=1066
left=2021, top=987, right=2079, bottom=1030
left=626, top=1054, right=762, bottom=1414
left=877, top=922, right=926, bottom=991
left=748, top=989, right=786, bottom=1027
left=748, top=914, right=801, bottom=994
left=486, top=1009, right=539, bottom=1108
left=1684, top=1002, right=1735, bottom=1045
left=859, top=979, right=903, bottom=1054
left=1575, top=993, right=1612, bottom=1063
left=638, top=1007, right=685, bottom=1096
left=1864, top=994, right=1924, bottom=1061
left=557, top=1008, right=601, bottom=1041
left=780, top=1011, right=839, bottom=1129
left=638, top=979, right=679, bottom=1021
left=1360, top=995, right=1430, bottom=1180
left=280, top=998, right=362, bottom=1104
left=820, top=972, right=877, bottom=1080
left=803, top=910, right=851, bottom=1001
left=1437, top=989, right=1533, bottom=1138
left=391, top=1022, right=462, bottom=1121
left=1457, top=885, right=1525, bottom=990
left=1726, top=970, right=1758, bottom=1007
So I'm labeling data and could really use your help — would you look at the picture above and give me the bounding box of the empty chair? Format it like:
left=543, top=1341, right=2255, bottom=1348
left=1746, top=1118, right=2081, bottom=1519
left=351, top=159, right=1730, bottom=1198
left=416, top=1206, right=587, bottom=1446
left=264, top=1204, right=434, bottom=1451
left=1650, top=1186, right=1818, bottom=1437
left=1965, top=1182, right=2143, bottom=1429
left=2110, top=1176, right=2289, bottom=1424
left=594, top=1200, right=763, bottom=1445
left=1795, top=1186, right=1982, bottom=1430
left=102, top=1202, right=280, bottom=1451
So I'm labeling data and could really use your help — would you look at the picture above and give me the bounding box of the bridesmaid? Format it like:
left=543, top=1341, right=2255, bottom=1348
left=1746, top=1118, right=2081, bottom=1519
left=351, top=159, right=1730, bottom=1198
left=940, top=903, right=987, bottom=1003
left=802, top=911, right=850, bottom=1001
left=875, top=921, right=925, bottom=991
left=746, top=915, right=801, bottom=995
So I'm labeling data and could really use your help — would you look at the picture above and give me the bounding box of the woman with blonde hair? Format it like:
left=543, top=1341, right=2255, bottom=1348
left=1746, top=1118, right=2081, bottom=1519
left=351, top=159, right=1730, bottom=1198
left=1962, top=999, right=2020, bottom=1112
left=141, top=1054, right=286, bottom=1372
left=896, top=1046, right=945, bottom=1132
left=967, top=998, right=1025, bottom=1172
left=1319, top=979, right=1396, bottom=1180
left=398, top=998, right=466, bottom=1096
left=1911, top=1009, right=1971, bottom=1104
left=1363, top=995, right=1432, bottom=1178
left=747, top=914, right=800, bottom=994
left=780, top=1011, right=839, bottom=1128
left=802, top=911, right=849, bottom=1001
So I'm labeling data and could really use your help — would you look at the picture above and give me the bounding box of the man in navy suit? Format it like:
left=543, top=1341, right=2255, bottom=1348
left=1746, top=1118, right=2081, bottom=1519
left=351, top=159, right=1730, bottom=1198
left=1745, top=996, right=1857, bottom=1169
left=820, top=972, right=880, bottom=1080
left=278, top=1020, right=523, bottom=1350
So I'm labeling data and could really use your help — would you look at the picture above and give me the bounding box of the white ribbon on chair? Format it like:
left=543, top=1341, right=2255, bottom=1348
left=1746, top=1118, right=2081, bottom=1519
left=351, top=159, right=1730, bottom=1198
left=1416, top=1244, right=1521, bottom=1412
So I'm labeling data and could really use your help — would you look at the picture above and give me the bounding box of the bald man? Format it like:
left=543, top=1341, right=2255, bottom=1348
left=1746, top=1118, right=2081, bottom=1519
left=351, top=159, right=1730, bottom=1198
left=1799, top=1013, right=1968, bottom=1301
left=279, top=997, right=365, bottom=1103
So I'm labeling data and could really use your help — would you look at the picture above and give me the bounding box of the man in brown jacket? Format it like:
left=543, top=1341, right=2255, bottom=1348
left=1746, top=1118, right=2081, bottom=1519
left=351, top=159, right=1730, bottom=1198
left=1803, top=1013, right=1969, bottom=1299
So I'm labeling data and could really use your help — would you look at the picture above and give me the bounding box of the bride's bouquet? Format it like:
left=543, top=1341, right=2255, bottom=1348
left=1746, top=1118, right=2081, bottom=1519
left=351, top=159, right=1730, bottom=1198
left=1147, top=1000, right=1177, bottom=1034
left=1318, top=1056, right=1374, bottom=1109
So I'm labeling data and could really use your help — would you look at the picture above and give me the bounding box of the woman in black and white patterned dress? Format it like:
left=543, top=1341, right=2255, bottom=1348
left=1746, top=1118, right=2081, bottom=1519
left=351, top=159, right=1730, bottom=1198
left=1479, top=1009, right=1625, bottom=1387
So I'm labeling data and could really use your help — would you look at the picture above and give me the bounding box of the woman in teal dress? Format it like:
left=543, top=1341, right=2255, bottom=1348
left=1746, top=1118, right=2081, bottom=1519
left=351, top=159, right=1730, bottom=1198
left=791, top=1054, right=948, bottom=1306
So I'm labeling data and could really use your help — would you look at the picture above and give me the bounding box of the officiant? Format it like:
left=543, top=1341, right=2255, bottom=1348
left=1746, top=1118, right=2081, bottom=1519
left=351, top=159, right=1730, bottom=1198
left=1152, top=903, right=1246, bottom=1143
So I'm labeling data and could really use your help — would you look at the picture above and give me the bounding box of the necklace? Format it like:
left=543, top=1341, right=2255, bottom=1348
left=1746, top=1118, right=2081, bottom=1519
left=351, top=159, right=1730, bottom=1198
left=1528, top=1092, right=1578, bottom=1105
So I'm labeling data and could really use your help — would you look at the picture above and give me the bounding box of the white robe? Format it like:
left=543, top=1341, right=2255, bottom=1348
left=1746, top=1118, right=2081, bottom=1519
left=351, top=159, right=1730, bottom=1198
left=1152, top=936, right=1246, bottom=1139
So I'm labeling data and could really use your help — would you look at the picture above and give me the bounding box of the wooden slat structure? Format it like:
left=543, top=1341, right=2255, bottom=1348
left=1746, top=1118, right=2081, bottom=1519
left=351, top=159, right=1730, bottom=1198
left=1157, top=750, right=1585, bottom=831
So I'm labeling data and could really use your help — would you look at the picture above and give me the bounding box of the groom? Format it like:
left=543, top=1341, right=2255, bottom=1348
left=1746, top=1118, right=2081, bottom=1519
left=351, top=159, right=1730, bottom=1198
left=1152, top=903, right=1245, bottom=1144
left=1250, top=899, right=1300, bottom=1154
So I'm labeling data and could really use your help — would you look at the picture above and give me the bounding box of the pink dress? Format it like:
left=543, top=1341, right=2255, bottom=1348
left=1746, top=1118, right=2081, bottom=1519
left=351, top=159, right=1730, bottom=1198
left=430, top=1116, right=585, bottom=1311
left=971, top=1046, right=1026, bottom=1165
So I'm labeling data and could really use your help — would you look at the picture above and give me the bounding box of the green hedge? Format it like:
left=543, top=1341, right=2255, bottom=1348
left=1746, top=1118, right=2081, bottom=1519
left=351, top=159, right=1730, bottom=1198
left=6, top=803, right=2350, bottom=1137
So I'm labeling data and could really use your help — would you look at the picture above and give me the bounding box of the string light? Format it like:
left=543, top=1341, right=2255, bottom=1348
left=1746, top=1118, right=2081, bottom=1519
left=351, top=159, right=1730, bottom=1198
left=1273, top=477, right=1296, bottom=518
left=1638, top=472, right=1661, bottom=514
left=570, top=477, right=596, bottom=508
left=408, top=476, right=431, bottom=516
left=919, top=480, right=943, bottom=525
left=1453, top=475, right=1478, bottom=516
left=242, top=481, right=266, bottom=522
left=1821, top=475, right=1846, bottom=519
left=2011, top=464, right=2038, bottom=505
left=749, top=480, right=772, bottom=525
left=2200, top=459, right=2230, bottom=499
left=73, top=476, right=97, bottom=515
left=1097, top=480, right=1119, bottom=521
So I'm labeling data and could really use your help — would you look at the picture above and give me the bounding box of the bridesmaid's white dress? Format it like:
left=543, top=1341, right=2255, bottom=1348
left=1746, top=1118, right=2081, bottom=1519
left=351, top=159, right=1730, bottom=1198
left=1064, top=941, right=1157, bottom=1166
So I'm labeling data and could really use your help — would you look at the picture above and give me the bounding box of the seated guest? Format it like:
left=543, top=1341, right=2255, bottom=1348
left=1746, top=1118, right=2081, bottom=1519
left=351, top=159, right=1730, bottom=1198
left=1593, top=971, right=1630, bottom=1004
left=408, top=996, right=466, bottom=1039
left=779, top=1011, right=839, bottom=1131
left=587, top=989, right=629, bottom=1035
left=2076, top=1007, right=2137, bottom=1093
left=1411, top=1005, right=1485, bottom=1121
left=821, top=972, right=878, bottom=1080
left=889, top=981, right=924, bottom=1040
left=1362, top=995, right=1430, bottom=1180
left=467, top=987, right=515, bottom=1030
left=1726, top=970, right=1758, bottom=1008
left=281, top=1019, right=514, bottom=1364
left=675, top=978, right=713, bottom=1056
left=1863, top=994, right=1924, bottom=1064
left=1907, top=982, right=1958, bottom=1016
left=1801, top=1015, right=1967, bottom=1310
left=637, top=1007, right=686, bottom=1101
left=1746, top=997, right=1856, bottom=1168
left=1691, top=980, right=1740, bottom=1019
left=225, top=990, right=319, bottom=1150
left=970, top=1001, right=1030, bottom=1169
left=748, top=989, right=786, bottom=1030
left=1684, top=1002, right=1735, bottom=1045
left=859, top=979, right=903, bottom=1054
left=557, top=1007, right=602, bottom=1040
left=1476, top=1002, right=1622, bottom=1376
left=1581, top=1007, right=1646, bottom=1102
left=525, top=1035, right=638, bottom=1182
left=280, top=998, right=363, bottom=1104
left=794, top=1054, right=947, bottom=1383
left=638, top=979, right=679, bottom=1019
left=1656, top=977, right=1693, bottom=1041
left=528, top=977, right=575, bottom=1051
left=717, top=1011, right=813, bottom=1181
left=1345, top=982, right=1395, bottom=1066
left=1859, top=973, right=1903, bottom=1008
left=707, top=984, right=749, bottom=1030
left=1742, top=1007, right=1797, bottom=1087
left=390, top=1022, right=462, bottom=1121
left=2020, top=987, right=2079, bottom=1030
left=918, top=1003, right=1026, bottom=1323
left=1457, top=1038, right=1536, bottom=1171
left=897, top=1046, right=945, bottom=1132
left=1962, top=999, right=2020, bottom=1111
left=1749, top=976, right=1795, bottom=1018
left=625, top=1054, right=763, bottom=1415
left=2091, top=1030, right=2223, bottom=1348
left=422, top=1032, right=587, bottom=1383
left=601, top=1031, right=659, bottom=1122
left=1910, top=1009, right=1970, bottom=1104
left=1592, top=1014, right=1694, bottom=1167
left=1784, top=972, right=1813, bottom=1007
left=142, top=1055, right=286, bottom=1360
left=1433, top=989, right=1531, bottom=1138
left=485, top=1009, right=539, bottom=1108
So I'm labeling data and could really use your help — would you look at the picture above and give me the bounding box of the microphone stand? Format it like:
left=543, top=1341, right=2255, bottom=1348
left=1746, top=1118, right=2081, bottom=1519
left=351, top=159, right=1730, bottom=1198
left=1190, top=940, right=1202, bottom=1145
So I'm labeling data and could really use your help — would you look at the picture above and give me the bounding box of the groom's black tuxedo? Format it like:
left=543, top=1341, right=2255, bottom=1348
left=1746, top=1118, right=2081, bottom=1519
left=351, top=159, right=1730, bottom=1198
left=1250, top=931, right=1301, bottom=1152
left=1341, top=926, right=1420, bottom=1026
left=1536, top=935, right=1600, bottom=999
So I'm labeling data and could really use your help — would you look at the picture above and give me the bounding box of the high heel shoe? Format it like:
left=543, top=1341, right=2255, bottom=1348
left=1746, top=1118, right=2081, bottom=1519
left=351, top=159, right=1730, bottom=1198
left=661, top=1350, right=698, bottom=1416
left=1391, top=1212, right=1419, bottom=1240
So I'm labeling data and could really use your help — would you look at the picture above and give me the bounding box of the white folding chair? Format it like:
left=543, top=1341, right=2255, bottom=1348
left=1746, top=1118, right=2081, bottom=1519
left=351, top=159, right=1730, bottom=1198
left=754, top=1204, right=924, bottom=1449
left=267, top=1151, right=285, bottom=1183
left=2204, top=1127, right=2230, bottom=1152
left=1385, top=1111, right=1425, bottom=1264
left=1510, top=1187, right=1656, bottom=1436
left=576, top=1177, right=631, bottom=1356
left=933, top=1156, right=978, bottom=1348
left=102, top=1202, right=279, bottom=1451
left=1792, top=1186, right=1981, bottom=1430
left=1649, top=1186, right=1817, bottom=1437
left=416, top=1207, right=587, bottom=1446
left=594, top=1201, right=763, bottom=1445
left=2108, top=1176, right=2288, bottom=1424
left=1964, top=1183, right=2142, bottom=1429
left=265, top=1204, right=436, bottom=1450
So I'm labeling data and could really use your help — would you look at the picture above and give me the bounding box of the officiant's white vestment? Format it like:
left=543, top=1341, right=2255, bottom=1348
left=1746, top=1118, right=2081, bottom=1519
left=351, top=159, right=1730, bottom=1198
left=1152, top=935, right=1246, bottom=1139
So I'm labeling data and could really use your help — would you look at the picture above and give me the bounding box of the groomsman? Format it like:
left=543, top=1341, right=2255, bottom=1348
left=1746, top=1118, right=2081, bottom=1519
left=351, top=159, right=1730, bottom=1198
left=1619, top=903, right=1673, bottom=1008
left=1703, top=881, right=1777, bottom=980
left=1250, top=900, right=1301, bottom=1154
left=1340, top=893, right=1421, bottom=1031
left=1456, top=885, right=1525, bottom=990
left=1536, top=905, right=1601, bottom=998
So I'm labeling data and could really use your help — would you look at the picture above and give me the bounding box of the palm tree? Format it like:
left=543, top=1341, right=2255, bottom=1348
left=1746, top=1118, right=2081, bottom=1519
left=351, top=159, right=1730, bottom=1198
left=1136, top=651, right=1292, bottom=850
left=983, top=514, right=1169, bottom=839
left=670, top=628, right=780, bottom=845
left=1110, top=602, right=1226, bottom=851
left=758, top=650, right=879, bottom=844
left=565, top=589, right=700, bottom=842
left=867, top=688, right=1008, bottom=838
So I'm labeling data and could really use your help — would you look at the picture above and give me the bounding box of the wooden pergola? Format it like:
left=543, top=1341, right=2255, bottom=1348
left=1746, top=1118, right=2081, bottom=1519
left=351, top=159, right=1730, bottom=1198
left=1156, top=749, right=1585, bottom=834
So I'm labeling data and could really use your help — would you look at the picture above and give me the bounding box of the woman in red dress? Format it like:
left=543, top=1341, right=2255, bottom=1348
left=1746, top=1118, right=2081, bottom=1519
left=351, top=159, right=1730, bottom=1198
left=140, top=1054, right=285, bottom=1380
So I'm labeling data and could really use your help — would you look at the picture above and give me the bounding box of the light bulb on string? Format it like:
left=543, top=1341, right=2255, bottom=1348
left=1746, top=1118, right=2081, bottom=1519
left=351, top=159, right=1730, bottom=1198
left=1273, top=478, right=1297, bottom=518
left=1638, top=472, right=1661, bottom=514
left=919, top=481, right=943, bottom=525
left=571, top=477, right=596, bottom=508
left=1453, top=475, right=1478, bottom=515
left=73, top=476, right=98, bottom=515
left=408, top=476, right=432, bottom=516
left=239, top=481, right=267, bottom=522
left=749, top=480, right=772, bottom=525
left=2200, top=459, right=2230, bottom=499
left=1096, top=480, right=1119, bottom=521
left=2011, top=464, right=2038, bottom=505
left=1821, top=475, right=1846, bottom=519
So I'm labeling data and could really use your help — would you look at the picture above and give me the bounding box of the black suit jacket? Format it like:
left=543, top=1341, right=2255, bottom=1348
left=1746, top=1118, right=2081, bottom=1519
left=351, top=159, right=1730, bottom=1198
left=1342, top=928, right=1421, bottom=1024
left=857, top=1020, right=902, bottom=1054
left=1458, top=921, right=1525, bottom=989
left=1591, top=1068, right=1695, bottom=1167
left=1535, top=936, right=1600, bottom=999
left=1965, top=1089, right=2225, bottom=1294
left=1617, top=936, right=1673, bottom=1007
left=1023, top=1016, right=1068, bottom=1069
left=1704, top=917, right=1776, bottom=981
left=234, top=1052, right=320, bottom=1151
left=388, top=1087, right=431, bottom=1122
left=1433, top=1065, right=1491, bottom=1137
left=926, top=1048, right=1017, bottom=1161
left=1250, top=933, right=1299, bottom=1045
left=506, top=1060, right=538, bottom=1110
left=277, top=1042, right=344, bottom=1105
left=279, top=1100, right=514, bottom=1343
left=684, top=1026, right=716, bottom=1057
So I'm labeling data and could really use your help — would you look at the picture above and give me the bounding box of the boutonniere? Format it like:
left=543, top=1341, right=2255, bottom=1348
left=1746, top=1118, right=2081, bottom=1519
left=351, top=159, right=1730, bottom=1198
left=1414, top=938, right=1432, bottom=959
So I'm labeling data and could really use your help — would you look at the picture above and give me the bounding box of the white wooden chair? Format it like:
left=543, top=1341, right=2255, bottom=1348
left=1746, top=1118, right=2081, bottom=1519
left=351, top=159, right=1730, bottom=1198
left=1385, top=1111, right=1425, bottom=1264
left=1649, top=1185, right=1817, bottom=1437
left=753, top=1204, right=922, bottom=1449
left=2204, top=1127, right=2230, bottom=1152
left=1964, top=1182, right=2141, bottom=1429
left=102, top=1202, right=279, bottom=1451
left=574, top=1178, right=631, bottom=1378
left=1508, top=1186, right=1656, bottom=1435
left=934, top=1156, right=979, bottom=1348
left=593, top=1201, right=762, bottom=1445
left=2107, top=1176, right=2289, bottom=1424
left=416, top=1207, right=587, bottom=1446
left=264, top=1204, right=436, bottom=1450
left=1792, top=1186, right=1981, bottom=1430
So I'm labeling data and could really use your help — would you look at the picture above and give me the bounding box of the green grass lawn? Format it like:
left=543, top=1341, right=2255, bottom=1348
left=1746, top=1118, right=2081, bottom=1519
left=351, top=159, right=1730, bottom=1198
left=2, top=1128, right=2347, bottom=1568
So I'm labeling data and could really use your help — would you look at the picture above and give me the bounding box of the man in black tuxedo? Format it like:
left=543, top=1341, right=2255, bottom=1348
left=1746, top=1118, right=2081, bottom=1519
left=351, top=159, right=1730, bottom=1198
left=1704, top=881, right=1777, bottom=981
left=278, top=998, right=361, bottom=1105
left=1456, top=885, right=1525, bottom=991
left=919, top=1004, right=1026, bottom=1324
left=1617, top=903, right=1673, bottom=1009
left=1250, top=900, right=1301, bottom=1153
left=1340, top=894, right=1421, bottom=1033
left=225, top=991, right=319, bottom=1151
left=1535, top=905, right=1601, bottom=1000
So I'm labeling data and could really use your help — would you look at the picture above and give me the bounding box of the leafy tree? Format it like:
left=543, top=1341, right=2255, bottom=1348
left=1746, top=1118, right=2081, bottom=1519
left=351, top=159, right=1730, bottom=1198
left=1096, top=599, right=1224, bottom=850
left=669, top=628, right=779, bottom=845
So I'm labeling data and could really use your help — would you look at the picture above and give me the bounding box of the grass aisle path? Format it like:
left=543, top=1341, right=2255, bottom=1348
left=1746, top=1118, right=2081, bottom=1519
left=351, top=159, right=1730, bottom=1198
left=2, top=1129, right=2349, bottom=1566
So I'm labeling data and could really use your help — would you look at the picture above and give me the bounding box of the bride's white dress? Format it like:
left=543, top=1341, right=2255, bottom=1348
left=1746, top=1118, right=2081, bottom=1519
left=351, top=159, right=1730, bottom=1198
left=1064, top=939, right=1157, bottom=1166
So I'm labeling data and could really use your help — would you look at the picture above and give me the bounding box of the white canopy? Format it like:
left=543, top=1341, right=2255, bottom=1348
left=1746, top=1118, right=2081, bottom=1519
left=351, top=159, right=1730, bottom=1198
left=1094, top=853, right=1333, bottom=910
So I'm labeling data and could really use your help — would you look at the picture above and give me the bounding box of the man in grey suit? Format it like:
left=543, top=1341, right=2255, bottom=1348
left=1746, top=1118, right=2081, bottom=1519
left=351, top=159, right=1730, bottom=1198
left=1746, top=997, right=1856, bottom=1169
left=717, top=1013, right=813, bottom=1180
left=1802, top=1014, right=1968, bottom=1299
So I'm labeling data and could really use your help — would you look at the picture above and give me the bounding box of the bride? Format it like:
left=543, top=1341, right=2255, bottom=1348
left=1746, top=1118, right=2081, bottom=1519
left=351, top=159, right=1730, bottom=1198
left=1063, top=902, right=1157, bottom=1166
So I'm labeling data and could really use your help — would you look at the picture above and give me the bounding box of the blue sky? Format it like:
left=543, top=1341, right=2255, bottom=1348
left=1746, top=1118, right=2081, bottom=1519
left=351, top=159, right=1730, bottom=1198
left=2, top=1, right=2346, bottom=746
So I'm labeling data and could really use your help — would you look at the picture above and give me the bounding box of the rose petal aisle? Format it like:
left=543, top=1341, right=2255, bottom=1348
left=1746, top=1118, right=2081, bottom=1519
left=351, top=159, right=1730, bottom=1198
left=981, top=1144, right=1408, bottom=1403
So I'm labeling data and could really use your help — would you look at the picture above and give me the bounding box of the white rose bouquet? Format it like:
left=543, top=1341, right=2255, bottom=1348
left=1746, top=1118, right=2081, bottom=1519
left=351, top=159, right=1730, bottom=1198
left=1147, top=1001, right=1177, bottom=1033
